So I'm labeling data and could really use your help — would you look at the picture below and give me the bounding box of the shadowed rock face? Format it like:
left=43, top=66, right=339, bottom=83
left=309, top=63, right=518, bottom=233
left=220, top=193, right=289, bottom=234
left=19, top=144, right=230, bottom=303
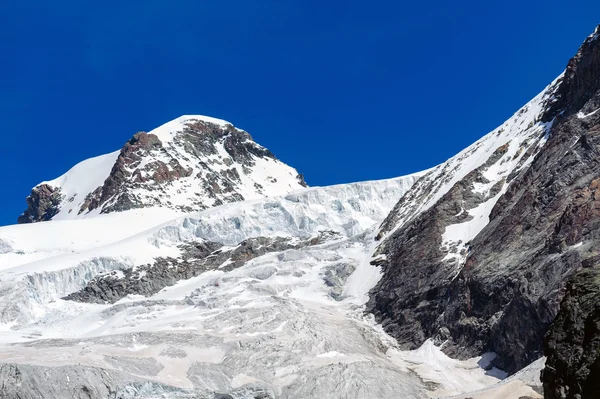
left=368, top=25, right=600, bottom=374
left=542, top=266, right=600, bottom=399
left=18, top=184, right=64, bottom=223
left=80, top=131, right=193, bottom=214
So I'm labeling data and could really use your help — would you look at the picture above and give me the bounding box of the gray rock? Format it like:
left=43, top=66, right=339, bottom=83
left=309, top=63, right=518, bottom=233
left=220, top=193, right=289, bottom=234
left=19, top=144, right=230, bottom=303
left=18, top=184, right=64, bottom=223
left=368, top=24, right=600, bottom=374
left=65, top=231, right=342, bottom=305
left=542, top=266, right=600, bottom=399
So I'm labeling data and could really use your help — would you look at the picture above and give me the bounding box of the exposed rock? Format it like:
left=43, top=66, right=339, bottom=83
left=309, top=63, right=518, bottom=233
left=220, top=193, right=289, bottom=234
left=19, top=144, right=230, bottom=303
left=368, top=139, right=544, bottom=355
left=20, top=116, right=307, bottom=222
left=368, top=24, right=600, bottom=374
left=82, top=131, right=192, bottom=214
left=323, top=262, right=357, bottom=301
left=18, top=184, right=64, bottom=223
left=544, top=25, right=600, bottom=122
left=64, top=231, right=343, bottom=304
left=542, top=266, right=600, bottom=399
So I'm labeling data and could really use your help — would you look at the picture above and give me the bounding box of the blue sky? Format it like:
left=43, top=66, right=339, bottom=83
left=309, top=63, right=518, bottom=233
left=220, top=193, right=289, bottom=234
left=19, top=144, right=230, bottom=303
left=1, top=1, right=598, bottom=226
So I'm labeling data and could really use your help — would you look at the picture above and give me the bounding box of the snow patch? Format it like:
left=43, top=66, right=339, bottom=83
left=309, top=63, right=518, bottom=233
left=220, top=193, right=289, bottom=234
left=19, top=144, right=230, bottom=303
left=577, top=108, right=600, bottom=119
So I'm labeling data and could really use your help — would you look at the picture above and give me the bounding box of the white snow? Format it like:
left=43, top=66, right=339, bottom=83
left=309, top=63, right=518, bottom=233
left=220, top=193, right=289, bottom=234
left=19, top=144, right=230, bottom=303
left=0, top=168, right=522, bottom=397
left=1, top=101, right=555, bottom=397
left=577, top=108, right=600, bottom=119
left=316, top=351, right=346, bottom=358
left=380, top=75, right=562, bottom=241
left=37, top=150, right=120, bottom=220
left=0, top=207, right=182, bottom=271
left=443, top=358, right=545, bottom=399
left=388, top=340, right=509, bottom=398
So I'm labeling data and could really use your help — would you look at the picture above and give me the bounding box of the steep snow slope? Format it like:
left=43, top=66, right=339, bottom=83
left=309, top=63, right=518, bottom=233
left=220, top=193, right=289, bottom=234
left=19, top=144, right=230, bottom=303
left=18, top=115, right=306, bottom=223
left=39, top=151, right=121, bottom=217
left=377, top=76, right=561, bottom=242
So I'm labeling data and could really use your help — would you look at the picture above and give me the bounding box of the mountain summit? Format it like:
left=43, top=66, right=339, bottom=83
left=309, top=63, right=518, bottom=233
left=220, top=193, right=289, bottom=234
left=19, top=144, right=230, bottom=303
left=18, top=115, right=306, bottom=223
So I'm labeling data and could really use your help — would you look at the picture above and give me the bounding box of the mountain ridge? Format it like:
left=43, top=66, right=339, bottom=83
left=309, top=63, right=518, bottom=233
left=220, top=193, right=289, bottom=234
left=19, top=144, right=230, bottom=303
left=368, top=23, right=600, bottom=380
left=18, top=115, right=306, bottom=223
left=2, top=24, right=600, bottom=399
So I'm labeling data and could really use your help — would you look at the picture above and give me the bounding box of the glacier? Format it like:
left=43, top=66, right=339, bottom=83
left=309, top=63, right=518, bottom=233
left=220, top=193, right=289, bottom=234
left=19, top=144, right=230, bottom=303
left=0, top=112, right=551, bottom=398
left=0, top=171, right=542, bottom=398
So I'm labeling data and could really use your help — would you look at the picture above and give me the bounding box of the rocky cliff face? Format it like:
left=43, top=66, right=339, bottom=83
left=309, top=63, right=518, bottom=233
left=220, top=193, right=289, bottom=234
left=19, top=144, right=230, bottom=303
left=19, top=115, right=306, bottom=223
left=18, top=184, right=64, bottom=223
left=542, top=266, right=600, bottom=399
left=368, top=25, right=600, bottom=375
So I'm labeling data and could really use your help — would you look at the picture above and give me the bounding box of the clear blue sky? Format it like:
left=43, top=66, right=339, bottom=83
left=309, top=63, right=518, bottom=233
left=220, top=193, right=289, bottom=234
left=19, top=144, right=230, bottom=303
left=1, top=1, right=598, bottom=226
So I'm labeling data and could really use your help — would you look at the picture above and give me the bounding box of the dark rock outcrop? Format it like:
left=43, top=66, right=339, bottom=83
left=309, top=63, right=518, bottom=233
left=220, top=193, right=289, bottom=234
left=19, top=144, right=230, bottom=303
left=368, top=142, right=542, bottom=357
left=542, top=266, right=600, bottom=399
left=80, top=131, right=192, bottom=214
left=368, top=24, right=600, bottom=374
left=18, top=184, right=64, bottom=223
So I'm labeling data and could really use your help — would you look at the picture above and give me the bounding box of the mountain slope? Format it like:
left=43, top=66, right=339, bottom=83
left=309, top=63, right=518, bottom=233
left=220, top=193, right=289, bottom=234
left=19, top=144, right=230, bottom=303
left=0, top=174, right=480, bottom=399
left=3, top=25, right=600, bottom=399
left=368, top=24, right=600, bottom=375
left=18, top=115, right=306, bottom=223
left=543, top=266, right=600, bottom=399
left=0, top=112, right=530, bottom=398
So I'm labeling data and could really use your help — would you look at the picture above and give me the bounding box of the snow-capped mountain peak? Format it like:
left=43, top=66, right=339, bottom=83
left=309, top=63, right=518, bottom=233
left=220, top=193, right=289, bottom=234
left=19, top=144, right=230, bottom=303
left=18, top=115, right=307, bottom=223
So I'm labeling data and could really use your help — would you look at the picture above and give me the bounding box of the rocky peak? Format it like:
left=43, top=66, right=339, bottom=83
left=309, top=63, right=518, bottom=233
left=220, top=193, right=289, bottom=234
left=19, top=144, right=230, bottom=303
left=19, top=115, right=307, bottom=223
left=544, top=24, right=600, bottom=122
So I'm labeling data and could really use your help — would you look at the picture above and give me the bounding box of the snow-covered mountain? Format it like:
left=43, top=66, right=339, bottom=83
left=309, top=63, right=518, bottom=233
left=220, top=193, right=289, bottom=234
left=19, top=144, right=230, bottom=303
left=18, top=115, right=306, bottom=223
left=0, top=110, right=540, bottom=399
left=2, top=25, right=600, bottom=399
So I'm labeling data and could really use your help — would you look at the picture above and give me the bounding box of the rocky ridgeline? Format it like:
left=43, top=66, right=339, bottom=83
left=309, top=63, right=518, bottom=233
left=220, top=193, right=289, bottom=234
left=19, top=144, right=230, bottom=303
left=19, top=117, right=306, bottom=223
left=369, top=24, right=600, bottom=376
